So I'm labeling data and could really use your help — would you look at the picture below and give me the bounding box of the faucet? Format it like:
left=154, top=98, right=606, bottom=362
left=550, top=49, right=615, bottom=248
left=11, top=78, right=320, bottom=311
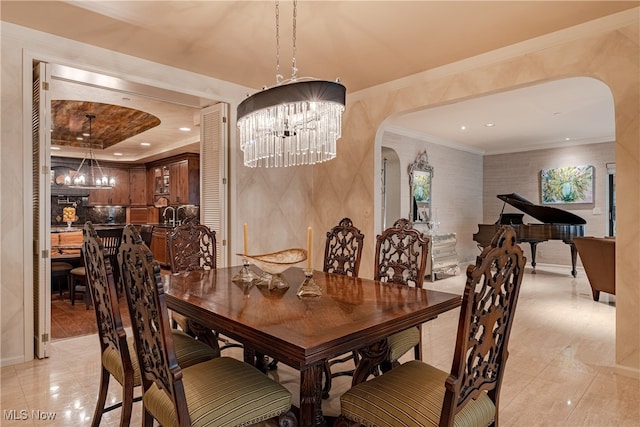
left=162, top=206, right=176, bottom=226
left=176, top=205, right=188, bottom=226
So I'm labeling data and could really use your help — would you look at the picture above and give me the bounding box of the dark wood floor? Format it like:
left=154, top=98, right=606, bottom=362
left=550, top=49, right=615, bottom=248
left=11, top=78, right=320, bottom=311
left=50, top=267, right=171, bottom=340
left=51, top=288, right=132, bottom=341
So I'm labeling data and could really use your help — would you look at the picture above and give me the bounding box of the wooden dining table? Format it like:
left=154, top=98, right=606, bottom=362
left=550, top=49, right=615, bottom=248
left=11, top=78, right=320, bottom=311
left=163, top=265, right=461, bottom=427
left=50, top=243, right=83, bottom=262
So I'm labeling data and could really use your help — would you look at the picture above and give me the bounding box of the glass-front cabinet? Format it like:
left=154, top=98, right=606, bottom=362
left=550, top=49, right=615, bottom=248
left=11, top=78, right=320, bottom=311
left=147, top=154, right=200, bottom=206
left=154, top=165, right=170, bottom=195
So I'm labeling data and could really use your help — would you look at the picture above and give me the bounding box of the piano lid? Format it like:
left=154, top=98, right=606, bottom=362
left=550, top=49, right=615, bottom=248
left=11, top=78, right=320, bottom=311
left=497, top=193, right=586, bottom=225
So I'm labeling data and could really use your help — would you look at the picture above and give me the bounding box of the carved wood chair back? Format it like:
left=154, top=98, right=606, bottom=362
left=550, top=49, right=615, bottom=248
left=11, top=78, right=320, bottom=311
left=95, top=226, right=124, bottom=291
left=167, top=219, right=216, bottom=273
left=81, top=221, right=136, bottom=427
left=118, top=224, right=294, bottom=427
left=374, top=218, right=429, bottom=288
left=441, top=225, right=526, bottom=425
left=337, top=225, right=526, bottom=427
left=321, top=217, right=365, bottom=398
left=374, top=218, right=430, bottom=369
left=323, top=217, right=365, bottom=277
left=119, top=224, right=191, bottom=424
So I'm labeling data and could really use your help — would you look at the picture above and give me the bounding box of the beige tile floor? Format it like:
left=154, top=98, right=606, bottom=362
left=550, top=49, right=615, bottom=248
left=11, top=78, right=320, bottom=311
left=1, top=265, right=638, bottom=426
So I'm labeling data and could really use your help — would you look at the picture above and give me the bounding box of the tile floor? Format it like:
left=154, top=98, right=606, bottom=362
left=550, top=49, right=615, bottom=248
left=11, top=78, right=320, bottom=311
left=1, top=265, right=638, bottom=426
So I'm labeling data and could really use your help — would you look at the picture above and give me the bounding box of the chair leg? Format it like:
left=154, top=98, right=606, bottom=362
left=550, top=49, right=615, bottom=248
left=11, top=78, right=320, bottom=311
left=592, top=289, right=601, bottom=301
left=90, top=368, right=110, bottom=427
left=142, top=408, right=155, bottom=427
left=84, top=288, right=91, bottom=310
left=70, top=278, right=76, bottom=305
left=119, top=371, right=135, bottom=427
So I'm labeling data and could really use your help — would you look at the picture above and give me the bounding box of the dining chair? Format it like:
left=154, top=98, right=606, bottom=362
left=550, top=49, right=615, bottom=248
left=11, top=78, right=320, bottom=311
left=69, top=264, right=90, bottom=309
left=82, top=222, right=218, bottom=427
left=96, top=226, right=125, bottom=292
left=167, top=219, right=241, bottom=352
left=336, top=225, right=526, bottom=427
left=51, top=261, right=73, bottom=297
left=118, top=224, right=296, bottom=427
left=374, top=218, right=429, bottom=372
left=322, top=217, right=365, bottom=398
left=70, top=226, right=125, bottom=309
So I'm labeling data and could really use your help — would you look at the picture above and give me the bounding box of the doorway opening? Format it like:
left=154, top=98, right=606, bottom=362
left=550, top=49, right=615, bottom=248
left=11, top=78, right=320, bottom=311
left=35, top=62, right=226, bottom=348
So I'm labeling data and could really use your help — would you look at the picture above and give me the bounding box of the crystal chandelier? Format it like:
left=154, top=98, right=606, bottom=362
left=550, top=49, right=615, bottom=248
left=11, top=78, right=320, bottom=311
left=237, top=0, right=346, bottom=168
left=66, top=114, right=115, bottom=189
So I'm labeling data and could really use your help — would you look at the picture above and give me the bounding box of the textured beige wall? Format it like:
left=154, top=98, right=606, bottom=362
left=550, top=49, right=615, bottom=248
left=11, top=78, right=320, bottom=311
left=381, top=131, right=483, bottom=266
left=484, top=142, right=615, bottom=267
left=234, top=164, right=313, bottom=255
left=313, top=14, right=639, bottom=373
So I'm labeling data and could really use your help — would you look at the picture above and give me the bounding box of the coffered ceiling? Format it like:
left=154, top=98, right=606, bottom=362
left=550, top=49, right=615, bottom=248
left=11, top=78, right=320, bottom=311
left=3, top=1, right=633, bottom=161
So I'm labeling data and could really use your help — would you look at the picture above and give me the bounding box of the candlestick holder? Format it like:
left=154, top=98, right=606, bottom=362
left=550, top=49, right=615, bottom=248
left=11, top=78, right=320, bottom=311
left=297, top=268, right=322, bottom=299
left=232, top=257, right=257, bottom=284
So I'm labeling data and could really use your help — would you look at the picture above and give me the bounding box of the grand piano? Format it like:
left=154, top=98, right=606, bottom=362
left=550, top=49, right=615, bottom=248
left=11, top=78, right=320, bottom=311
left=473, top=193, right=586, bottom=277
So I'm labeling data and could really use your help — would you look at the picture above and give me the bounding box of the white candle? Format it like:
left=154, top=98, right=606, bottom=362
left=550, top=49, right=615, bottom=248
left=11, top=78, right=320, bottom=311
left=243, top=223, right=248, bottom=255
left=307, top=226, right=312, bottom=270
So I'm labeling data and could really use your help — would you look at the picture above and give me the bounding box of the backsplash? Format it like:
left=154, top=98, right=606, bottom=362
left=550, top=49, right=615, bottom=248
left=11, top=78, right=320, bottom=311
left=51, top=197, right=126, bottom=226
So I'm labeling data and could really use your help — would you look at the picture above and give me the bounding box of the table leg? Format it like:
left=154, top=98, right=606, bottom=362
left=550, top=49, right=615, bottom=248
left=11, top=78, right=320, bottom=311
left=187, top=320, right=221, bottom=354
left=299, top=362, right=325, bottom=427
left=352, top=339, right=389, bottom=386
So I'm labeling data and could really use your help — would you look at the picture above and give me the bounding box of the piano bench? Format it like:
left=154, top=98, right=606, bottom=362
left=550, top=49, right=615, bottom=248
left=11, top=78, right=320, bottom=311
left=574, top=236, right=615, bottom=302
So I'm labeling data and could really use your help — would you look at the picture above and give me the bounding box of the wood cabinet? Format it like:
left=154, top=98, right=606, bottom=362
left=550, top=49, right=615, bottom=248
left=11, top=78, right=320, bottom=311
left=169, top=160, right=188, bottom=204
left=147, top=154, right=199, bottom=206
left=150, top=226, right=170, bottom=266
left=52, top=156, right=147, bottom=207
left=128, top=167, right=147, bottom=206
left=88, top=167, right=130, bottom=206
left=127, top=207, right=159, bottom=224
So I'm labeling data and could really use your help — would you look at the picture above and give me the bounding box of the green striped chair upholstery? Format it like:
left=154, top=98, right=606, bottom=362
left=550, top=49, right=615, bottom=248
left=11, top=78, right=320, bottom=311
left=119, top=224, right=296, bottom=427
left=336, top=226, right=526, bottom=427
left=82, top=222, right=218, bottom=427
left=374, top=218, right=429, bottom=372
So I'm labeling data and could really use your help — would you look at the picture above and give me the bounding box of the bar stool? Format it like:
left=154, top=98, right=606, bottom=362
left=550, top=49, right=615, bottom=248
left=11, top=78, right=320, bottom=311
left=51, top=262, right=73, bottom=297
left=69, top=266, right=91, bottom=309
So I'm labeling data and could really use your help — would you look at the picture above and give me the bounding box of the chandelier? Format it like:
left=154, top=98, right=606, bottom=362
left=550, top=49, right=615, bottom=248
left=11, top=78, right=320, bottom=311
left=66, top=114, right=115, bottom=189
left=237, top=0, right=346, bottom=168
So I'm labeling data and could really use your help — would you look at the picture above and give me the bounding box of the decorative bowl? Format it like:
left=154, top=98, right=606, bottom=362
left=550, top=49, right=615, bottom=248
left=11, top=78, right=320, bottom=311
left=239, top=249, right=307, bottom=289
left=240, top=248, right=307, bottom=275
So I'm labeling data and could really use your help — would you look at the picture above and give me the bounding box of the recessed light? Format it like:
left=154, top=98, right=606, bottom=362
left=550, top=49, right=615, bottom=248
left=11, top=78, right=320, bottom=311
left=113, top=152, right=123, bottom=156
left=179, top=127, right=191, bottom=132
left=565, top=137, right=571, bottom=141
left=50, top=146, right=60, bottom=150
left=140, top=142, right=151, bottom=146
left=76, top=136, right=84, bottom=141
left=82, top=133, right=89, bottom=137
left=484, top=123, right=495, bottom=127
left=460, top=125, right=467, bottom=131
